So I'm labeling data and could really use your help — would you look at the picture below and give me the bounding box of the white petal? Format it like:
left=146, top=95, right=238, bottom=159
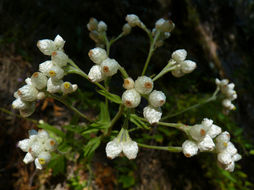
left=232, top=153, right=242, bottom=162
left=17, top=85, right=38, bottom=102
left=122, top=140, right=139, bottom=160
left=88, top=65, right=105, bottom=82
left=23, top=152, right=34, bottom=164
left=216, top=131, right=230, bottom=143
left=148, top=90, right=166, bottom=108
left=217, top=152, right=232, bottom=165
left=54, top=34, right=65, bottom=50
left=143, top=105, right=162, bottom=124
left=225, top=162, right=235, bottom=172
left=182, top=140, right=198, bottom=157
left=207, top=124, right=222, bottom=139
left=88, top=48, right=107, bottom=64
left=47, top=78, right=63, bottom=93
left=123, top=77, right=135, bottom=90
left=225, top=142, right=237, bottom=156
left=181, top=60, right=196, bottom=74
left=12, top=98, right=28, bottom=110
left=105, top=139, right=122, bottom=159
left=51, top=51, right=68, bottom=67
left=31, top=72, right=48, bottom=90
left=18, top=139, right=31, bottom=152
left=198, top=135, right=215, bottom=152
left=34, top=158, right=43, bottom=170
left=172, top=49, right=187, bottom=62
left=126, top=14, right=141, bottom=27
left=101, top=58, right=119, bottom=77
left=171, top=66, right=185, bottom=78
left=122, top=89, right=141, bottom=108
left=189, top=124, right=207, bottom=142
left=37, top=39, right=56, bottom=55
left=134, top=76, right=153, bottom=95
left=38, top=151, right=51, bottom=164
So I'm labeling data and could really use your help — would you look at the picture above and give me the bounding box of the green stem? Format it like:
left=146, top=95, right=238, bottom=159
left=118, top=66, right=129, bottom=78
left=162, top=87, right=220, bottom=121
left=109, top=32, right=124, bottom=45
left=138, top=143, right=182, bottom=152
left=105, top=104, right=124, bottom=136
left=152, top=60, right=177, bottom=81
left=47, top=93, right=93, bottom=123
left=141, top=30, right=160, bottom=76
left=67, top=59, right=80, bottom=69
left=0, top=107, right=38, bottom=124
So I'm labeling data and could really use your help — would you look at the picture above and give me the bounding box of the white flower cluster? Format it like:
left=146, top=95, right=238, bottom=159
left=216, top=78, right=237, bottom=111
left=152, top=18, right=175, bottom=47
left=216, top=131, right=242, bottom=172
left=106, top=128, right=138, bottom=160
left=122, top=76, right=166, bottom=124
left=17, top=129, right=56, bottom=170
left=88, top=47, right=119, bottom=82
left=12, top=35, right=78, bottom=117
left=87, top=18, right=108, bottom=47
left=170, top=49, right=197, bottom=77
left=182, top=118, right=221, bottom=157
left=182, top=119, right=241, bottom=172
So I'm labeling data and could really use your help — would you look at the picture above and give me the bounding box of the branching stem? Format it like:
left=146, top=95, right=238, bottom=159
left=138, top=143, right=182, bottom=152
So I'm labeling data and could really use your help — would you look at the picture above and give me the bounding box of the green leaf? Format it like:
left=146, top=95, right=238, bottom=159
left=38, top=123, right=65, bottom=138
left=62, top=124, right=85, bottom=133
left=118, top=174, right=135, bottom=188
left=97, top=89, right=122, bottom=104
left=83, top=137, right=101, bottom=158
left=47, top=153, right=65, bottom=176
left=99, top=102, right=110, bottom=122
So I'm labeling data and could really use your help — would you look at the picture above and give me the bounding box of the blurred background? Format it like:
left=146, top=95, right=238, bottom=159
left=0, top=0, right=254, bottom=189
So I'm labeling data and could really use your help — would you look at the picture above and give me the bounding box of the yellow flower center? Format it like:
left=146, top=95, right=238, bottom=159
left=49, top=70, right=56, bottom=76
left=64, top=82, right=70, bottom=89
left=38, top=158, right=46, bottom=165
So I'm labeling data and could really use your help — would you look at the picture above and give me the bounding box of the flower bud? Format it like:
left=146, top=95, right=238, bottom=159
left=88, top=65, right=105, bottom=82
left=45, top=138, right=57, bottom=152
left=122, top=141, right=139, bottom=160
left=182, top=140, right=198, bottom=157
left=61, top=82, right=77, bottom=94
left=12, top=98, right=29, bottom=110
left=88, top=47, right=108, bottom=64
left=217, top=152, right=232, bottom=165
left=172, top=49, right=187, bottom=63
left=17, top=85, right=38, bottom=102
left=106, top=139, right=122, bottom=159
left=31, top=72, right=48, bottom=90
left=134, top=76, right=153, bottom=95
left=201, top=118, right=213, bottom=130
left=87, top=17, right=98, bottom=31
left=51, top=51, right=68, bottom=67
left=48, top=65, right=65, bottom=80
left=47, top=78, right=63, bottom=93
left=155, top=18, right=175, bottom=33
left=126, top=14, right=141, bottom=27
left=37, top=92, right=46, bottom=100
left=216, top=131, right=230, bottom=143
left=122, top=23, right=132, bottom=35
left=189, top=124, right=207, bottom=141
left=225, top=142, right=237, bottom=156
left=232, top=153, right=242, bottom=162
left=171, top=67, right=184, bottom=78
left=207, top=124, right=222, bottom=139
left=38, top=151, right=51, bottom=165
left=25, top=78, right=32, bottom=85
left=148, top=90, right=166, bottom=107
left=123, top=77, right=135, bottom=90
left=225, top=162, right=235, bottom=172
left=101, top=58, right=119, bottom=77
left=23, top=152, right=34, bottom=164
left=143, top=105, right=162, bottom=124
left=97, top=21, right=107, bottom=32
left=37, top=39, right=56, bottom=55
left=222, top=99, right=235, bottom=110
left=122, top=89, right=141, bottom=108
left=19, top=102, right=36, bottom=117
left=181, top=60, right=196, bottom=74
left=54, top=34, right=65, bottom=50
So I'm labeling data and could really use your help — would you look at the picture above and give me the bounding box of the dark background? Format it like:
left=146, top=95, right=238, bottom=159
left=0, top=0, right=254, bottom=189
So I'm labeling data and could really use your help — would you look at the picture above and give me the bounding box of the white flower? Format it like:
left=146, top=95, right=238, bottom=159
left=207, top=124, right=222, bottom=138
left=105, top=128, right=138, bottom=160
left=182, top=140, right=198, bottom=157
left=143, top=105, right=162, bottom=124
left=31, top=72, right=48, bottom=90
left=198, top=135, right=215, bottom=152
left=37, top=39, right=56, bottom=55
left=88, top=48, right=108, bottom=64
left=101, top=58, right=119, bottom=77
left=23, top=152, right=34, bottom=164
left=51, top=51, right=68, bottom=67
left=123, top=77, right=135, bottom=90
left=54, top=34, right=65, bottom=50
left=122, top=23, right=132, bottom=35
left=126, top=14, right=141, bottom=27
left=17, top=85, right=38, bottom=102
left=122, top=89, right=141, bottom=108
left=218, top=152, right=233, bottom=165
left=148, top=90, right=166, bottom=107
left=134, top=76, right=153, bottom=95
left=88, top=65, right=105, bottom=82
left=47, top=65, right=65, bottom=80
left=47, top=78, right=63, bottom=93
left=97, top=21, right=107, bottom=32
left=172, top=49, right=187, bottom=63
left=39, top=60, right=54, bottom=76
left=189, top=124, right=208, bottom=142
left=61, top=82, right=78, bottom=95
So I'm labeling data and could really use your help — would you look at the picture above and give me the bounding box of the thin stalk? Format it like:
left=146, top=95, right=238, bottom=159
left=109, top=32, right=124, bottom=45
left=152, top=60, right=177, bottom=81
left=67, top=59, right=80, bottom=69
left=162, top=88, right=220, bottom=121
left=0, top=107, right=38, bottom=124
left=105, top=104, right=124, bottom=136
left=138, top=143, right=182, bottom=152
left=141, top=30, right=160, bottom=76
left=48, top=93, right=92, bottom=122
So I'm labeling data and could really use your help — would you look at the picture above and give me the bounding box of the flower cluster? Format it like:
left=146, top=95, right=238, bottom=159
left=122, top=76, right=166, bottom=124
left=182, top=118, right=241, bottom=172
left=88, top=47, right=119, bottom=82
left=106, top=128, right=138, bottom=160
left=87, top=18, right=108, bottom=47
left=17, top=129, right=56, bottom=169
left=216, top=78, right=237, bottom=111
left=12, top=35, right=78, bottom=117
left=216, top=132, right=242, bottom=172
left=170, top=49, right=197, bottom=77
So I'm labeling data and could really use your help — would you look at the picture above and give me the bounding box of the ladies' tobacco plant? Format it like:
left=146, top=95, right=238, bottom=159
left=13, top=14, right=240, bottom=172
